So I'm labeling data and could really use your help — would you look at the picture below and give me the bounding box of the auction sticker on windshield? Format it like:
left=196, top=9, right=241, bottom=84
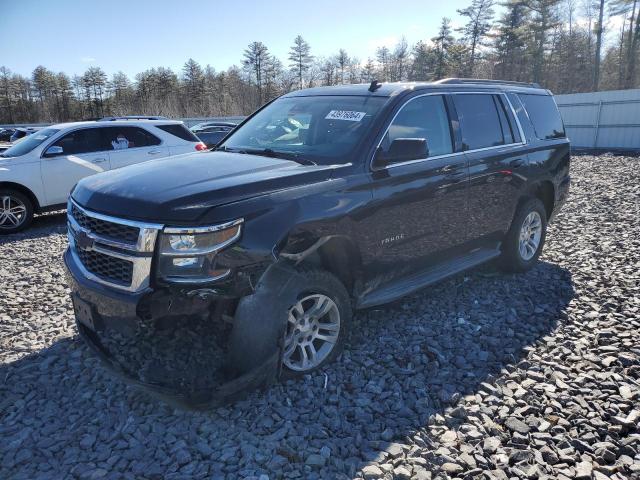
left=325, top=110, right=367, bottom=122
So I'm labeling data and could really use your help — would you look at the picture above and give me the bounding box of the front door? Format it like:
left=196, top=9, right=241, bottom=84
left=41, top=127, right=112, bottom=205
left=358, top=94, right=469, bottom=288
left=103, top=126, right=168, bottom=169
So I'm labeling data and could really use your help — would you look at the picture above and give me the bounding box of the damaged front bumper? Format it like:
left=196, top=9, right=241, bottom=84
left=64, top=248, right=281, bottom=408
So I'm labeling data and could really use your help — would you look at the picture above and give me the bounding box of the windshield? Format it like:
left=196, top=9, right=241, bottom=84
left=1, top=128, right=60, bottom=158
left=220, top=95, right=388, bottom=165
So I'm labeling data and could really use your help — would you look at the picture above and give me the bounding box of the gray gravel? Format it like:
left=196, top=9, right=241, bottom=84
left=1, top=155, right=639, bottom=480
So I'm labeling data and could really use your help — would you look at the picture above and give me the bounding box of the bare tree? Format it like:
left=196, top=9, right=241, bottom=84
left=593, top=0, right=607, bottom=89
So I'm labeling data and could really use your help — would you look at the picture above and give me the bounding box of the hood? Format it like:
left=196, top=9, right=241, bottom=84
left=72, top=151, right=337, bottom=223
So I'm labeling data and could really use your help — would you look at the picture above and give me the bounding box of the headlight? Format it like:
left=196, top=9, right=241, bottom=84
left=157, top=218, right=243, bottom=283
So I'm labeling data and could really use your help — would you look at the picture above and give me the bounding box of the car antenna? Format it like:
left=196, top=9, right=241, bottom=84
left=368, top=80, right=382, bottom=92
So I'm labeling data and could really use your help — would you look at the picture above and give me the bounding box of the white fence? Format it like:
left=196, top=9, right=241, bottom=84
left=555, top=89, right=640, bottom=151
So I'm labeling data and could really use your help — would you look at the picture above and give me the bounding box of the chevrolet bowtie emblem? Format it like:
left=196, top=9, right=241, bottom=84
left=75, top=229, right=94, bottom=251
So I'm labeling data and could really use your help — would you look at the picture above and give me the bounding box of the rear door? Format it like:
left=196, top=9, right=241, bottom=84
left=103, top=126, right=168, bottom=169
left=452, top=92, right=528, bottom=246
left=41, top=127, right=112, bottom=205
left=361, top=93, right=469, bottom=284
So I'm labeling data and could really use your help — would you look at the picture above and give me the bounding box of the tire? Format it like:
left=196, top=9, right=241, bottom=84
left=280, top=269, right=351, bottom=377
left=499, top=197, right=547, bottom=273
left=0, top=189, right=34, bottom=234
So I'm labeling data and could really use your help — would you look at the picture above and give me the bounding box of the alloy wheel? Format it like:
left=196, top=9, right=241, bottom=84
left=0, top=195, right=27, bottom=230
left=518, top=211, right=542, bottom=261
left=283, top=293, right=341, bottom=372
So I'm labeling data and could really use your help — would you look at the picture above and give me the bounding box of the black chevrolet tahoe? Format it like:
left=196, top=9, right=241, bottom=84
left=64, top=79, right=570, bottom=406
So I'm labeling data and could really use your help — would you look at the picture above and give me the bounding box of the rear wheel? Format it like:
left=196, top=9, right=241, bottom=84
left=499, top=198, right=547, bottom=272
left=0, top=190, right=33, bottom=234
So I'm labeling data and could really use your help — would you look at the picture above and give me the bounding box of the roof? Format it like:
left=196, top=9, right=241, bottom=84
left=284, top=79, right=549, bottom=98
left=47, top=119, right=184, bottom=130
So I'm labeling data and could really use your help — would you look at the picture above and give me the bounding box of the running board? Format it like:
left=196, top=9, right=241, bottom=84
left=357, top=247, right=501, bottom=309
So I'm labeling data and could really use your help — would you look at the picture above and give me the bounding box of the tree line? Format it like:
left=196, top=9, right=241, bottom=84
left=1, top=0, right=639, bottom=125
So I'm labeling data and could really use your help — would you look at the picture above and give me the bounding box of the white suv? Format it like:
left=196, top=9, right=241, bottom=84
left=0, top=117, right=207, bottom=233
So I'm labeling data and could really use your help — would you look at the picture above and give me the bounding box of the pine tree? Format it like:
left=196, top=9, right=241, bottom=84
left=243, top=41, right=270, bottom=105
left=432, top=18, right=455, bottom=79
left=288, top=35, right=313, bottom=89
left=457, top=0, right=495, bottom=76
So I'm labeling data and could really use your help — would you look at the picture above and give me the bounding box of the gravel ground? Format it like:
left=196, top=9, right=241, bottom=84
left=1, top=155, right=639, bottom=480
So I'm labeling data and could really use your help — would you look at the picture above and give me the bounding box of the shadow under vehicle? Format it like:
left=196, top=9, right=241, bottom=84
left=63, top=79, right=571, bottom=407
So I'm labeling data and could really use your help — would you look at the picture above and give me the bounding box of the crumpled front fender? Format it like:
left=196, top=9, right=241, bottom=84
left=227, top=261, right=302, bottom=377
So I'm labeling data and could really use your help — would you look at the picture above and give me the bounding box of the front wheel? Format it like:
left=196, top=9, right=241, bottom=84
left=499, top=198, right=547, bottom=272
left=282, top=270, right=351, bottom=376
left=0, top=190, right=34, bottom=234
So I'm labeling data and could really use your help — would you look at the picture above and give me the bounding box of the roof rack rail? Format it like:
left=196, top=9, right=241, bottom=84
left=434, top=78, right=542, bottom=89
left=98, top=115, right=168, bottom=121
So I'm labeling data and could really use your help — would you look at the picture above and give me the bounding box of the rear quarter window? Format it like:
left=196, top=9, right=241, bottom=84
left=518, top=94, right=565, bottom=140
left=156, top=124, right=199, bottom=142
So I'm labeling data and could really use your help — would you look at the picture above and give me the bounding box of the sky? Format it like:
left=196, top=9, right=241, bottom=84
left=0, top=0, right=472, bottom=78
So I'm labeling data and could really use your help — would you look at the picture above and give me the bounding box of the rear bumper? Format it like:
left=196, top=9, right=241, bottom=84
left=64, top=248, right=280, bottom=408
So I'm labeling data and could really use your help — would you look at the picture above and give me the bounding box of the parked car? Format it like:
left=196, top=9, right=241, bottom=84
left=190, top=121, right=237, bottom=148
left=0, top=117, right=206, bottom=233
left=9, top=127, right=40, bottom=143
left=0, top=128, right=16, bottom=142
left=64, top=79, right=570, bottom=406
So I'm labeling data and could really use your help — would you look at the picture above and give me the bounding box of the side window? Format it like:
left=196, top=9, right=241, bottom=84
left=52, top=128, right=108, bottom=155
left=500, top=95, right=522, bottom=143
left=104, top=127, right=161, bottom=150
left=518, top=94, right=565, bottom=140
left=382, top=95, right=453, bottom=158
left=453, top=94, right=508, bottom=150
left=156, top=124, right=200, bottom=142
left=495, top=96, right=515, bottom=144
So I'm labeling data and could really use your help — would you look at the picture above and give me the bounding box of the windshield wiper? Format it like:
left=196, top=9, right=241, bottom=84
left=217, top=146, right=316, bottom=165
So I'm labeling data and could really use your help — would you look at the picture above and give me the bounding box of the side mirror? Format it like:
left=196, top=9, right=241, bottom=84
left=372, top=138, right=428, bottom=170
left=44, top=145, right=64, bottom=157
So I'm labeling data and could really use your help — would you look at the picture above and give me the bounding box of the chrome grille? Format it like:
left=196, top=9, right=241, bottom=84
left=67, top=200, right=163, bottom=292
left=76, top=248, right=133, bottom=285
left=71, top=204, right=139, bottom=243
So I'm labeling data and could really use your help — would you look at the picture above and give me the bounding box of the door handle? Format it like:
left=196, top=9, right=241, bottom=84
left=148, top=150, right=162, bottom=155
left=91, top=158, right=107, bottom=163
left=510, top=158, right=525, bottom=168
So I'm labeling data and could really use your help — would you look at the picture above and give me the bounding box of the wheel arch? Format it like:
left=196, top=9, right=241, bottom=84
left=279, top=234, right=363, bottom=296
left=517, top=180, right=555, bottom=221
left=0, top=181, right=41, bottom=212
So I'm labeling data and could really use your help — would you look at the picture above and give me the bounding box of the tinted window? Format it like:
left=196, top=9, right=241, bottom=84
left=382, top=95, right=453, bottom=158
left=1, top=128, right=59, bottom=157
left=156, top=124, right=199, bottom=142
left=453, top=94, right=507, bottom=150
left=51, top=128, right=108, bottom=155
left=495, top=96, right=515, bottom=144
left=222, top=95, right=388, bottom=165
left=197, top=131, right=228, bottom=147
left=103, top=126, right=161, bottom=150
left=518, top=94, right=565, bottom=140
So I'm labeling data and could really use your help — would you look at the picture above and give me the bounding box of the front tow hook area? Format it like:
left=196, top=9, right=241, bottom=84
left=74, top=295, right=281, bottom=409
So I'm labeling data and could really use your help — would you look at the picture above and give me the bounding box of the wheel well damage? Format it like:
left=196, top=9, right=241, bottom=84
left=280, top=235, right=362, bottom=295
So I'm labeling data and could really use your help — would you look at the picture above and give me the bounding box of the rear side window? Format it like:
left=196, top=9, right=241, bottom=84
left=518, top=94, right=565, bottom=140
left=382, top=95, right=453, bottom=157
left=52, top=128, right=109, bottom=155
left=156, top=124, right=199, bottom=142
left=453, top=94, right=511, bottom=150
left=103, top=126, right=161, bottom=150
